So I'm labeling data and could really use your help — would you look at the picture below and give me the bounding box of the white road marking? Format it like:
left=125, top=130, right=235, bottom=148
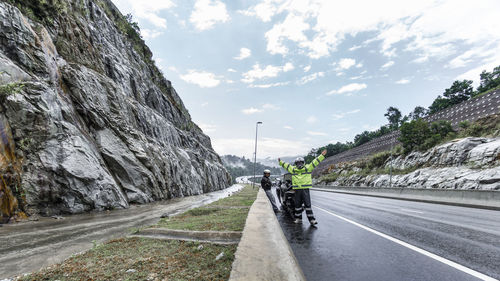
left=399, top=208, right=425, bottom=214
left=315, top=205, right=498, bottom=281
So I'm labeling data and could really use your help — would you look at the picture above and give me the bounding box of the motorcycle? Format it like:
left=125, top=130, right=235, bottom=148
left=277, top=173, right=295, bottom=217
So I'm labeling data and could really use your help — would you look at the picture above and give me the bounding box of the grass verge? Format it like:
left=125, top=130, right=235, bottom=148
left=20, top=237, right=236, bottom=281
left=157, top=185, right=258, bottom=231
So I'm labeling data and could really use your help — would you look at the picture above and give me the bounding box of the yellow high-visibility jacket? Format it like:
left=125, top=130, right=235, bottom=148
left=279, top=155, right=325, bottom=189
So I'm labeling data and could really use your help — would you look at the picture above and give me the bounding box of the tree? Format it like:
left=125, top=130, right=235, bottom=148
left=409, top=106, right=428, bottom=120
left=443, top=80, right=474, bottom=104
left=384, top=106, right=402, bottom=129
left=428, top=96, right=450, bottom=114
left=398, top=119, right=431, bottom=153
left=477, top=65, right=500, bottom=93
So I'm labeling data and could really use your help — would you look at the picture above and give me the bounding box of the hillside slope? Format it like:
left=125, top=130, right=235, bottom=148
left=0, top=0, right=231, bottom=217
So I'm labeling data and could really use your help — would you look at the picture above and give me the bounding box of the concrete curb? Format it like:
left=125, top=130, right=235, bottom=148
left=312, top=186, right=500, bottom=210
left=131, top=228, right=242, bottom=244
left=229, top=189, right=306, bottom=281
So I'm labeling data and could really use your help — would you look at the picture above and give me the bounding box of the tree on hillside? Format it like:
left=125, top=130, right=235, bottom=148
left=477, top=65, right=500, bottom=93
left=399, top=119, right=431, bottom=153
left=428, top=96, right=450, bottom=114
left=384, top=106, right=402, bottom=129
left=409, top=106, right=428, bottom=120
left=443, top=80, right=474, bottom=104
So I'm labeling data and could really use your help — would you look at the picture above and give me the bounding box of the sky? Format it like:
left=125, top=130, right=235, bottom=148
left=111, top=0, right=500, bottom=159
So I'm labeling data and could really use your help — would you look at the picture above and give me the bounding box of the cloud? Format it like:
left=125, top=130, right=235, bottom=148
left=234, top=48, right=252, bottom=60
left=284, top=126, right=294, bottom=130
left=241, top=63, right=294, bottom=83
left=190, top=0, right=229, bottom=31
left=349, top=45, right=362, bottom=51
left=180, top=70, right=221, bottom=88
left=198, top=123, right=216, bottom=133
left=331, top=109, right=361, bottom=120
left=395, top=78, right=410, bottom=84
left=241, top=103, right=280, bottom=114
left=112, top=0, right=175, bottom=29
left=242, top=0, right=500, bottom=64
left=227, top=68, right=237, bottom=72
left=141, top=29, right=163, bottom=39
left=307, top=131, right=328, bottom=136
left=241, top=107, right=263, bottom=115
left=212, top=137, right=309, bottom=158
left=381, top=61, right=395, bottom=69
left=303, top=65, right=311, bottom=72
left=338, top=58, right=356, bottom=70
left=201, top=102, right=209, bottom=107
left=326, top=83, right=367, bottom=95
left=249, top=81, right=290, bottom=88
left=306, top=116, right=317, bottom=124
left=297, top=72, right=325, bottom=85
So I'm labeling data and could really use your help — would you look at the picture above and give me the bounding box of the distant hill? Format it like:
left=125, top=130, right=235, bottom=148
left=221, top=155, right=283, bottom=182
left=257, top=156, right=300, bottom=168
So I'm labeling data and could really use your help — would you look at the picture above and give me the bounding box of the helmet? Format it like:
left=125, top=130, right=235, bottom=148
left=263, top=169, right=271, bottom=175
left=294, top=157, right=305, bottom=168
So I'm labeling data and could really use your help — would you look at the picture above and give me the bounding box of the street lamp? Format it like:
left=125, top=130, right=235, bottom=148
left=253, top=122, right=263, bottom=189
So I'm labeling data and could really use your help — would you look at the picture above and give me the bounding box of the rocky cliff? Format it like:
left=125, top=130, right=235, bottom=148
left=0, top=0, right=231, bottom=217
left=315, top=137, right=500, bottom=190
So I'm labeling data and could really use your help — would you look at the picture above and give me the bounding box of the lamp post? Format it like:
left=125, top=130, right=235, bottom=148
left=253, top=122, right=263, bottom=189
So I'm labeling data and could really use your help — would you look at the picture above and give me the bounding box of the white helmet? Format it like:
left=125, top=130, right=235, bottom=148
left=294, top=157, right=305, bottom=168
left=263, top=169, right=271, bottom=175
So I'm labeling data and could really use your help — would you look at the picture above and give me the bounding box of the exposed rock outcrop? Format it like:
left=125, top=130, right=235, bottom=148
left=0, top=0, right=231, bottom=216
left=315, top=137, right=500, bottom=190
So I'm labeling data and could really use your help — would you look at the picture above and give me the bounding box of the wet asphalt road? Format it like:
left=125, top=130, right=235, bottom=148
left=0, top=184, right=243, bottom=279
left=276, top=188, right=500, bottom=281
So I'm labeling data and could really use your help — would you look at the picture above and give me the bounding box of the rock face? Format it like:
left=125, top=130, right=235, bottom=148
left=315, top=137, right=500, bottom=190
left=0, top=0, right=231, bottom=215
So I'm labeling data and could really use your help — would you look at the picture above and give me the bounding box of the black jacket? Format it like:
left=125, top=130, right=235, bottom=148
left=261, top=176, right=272, bottom=190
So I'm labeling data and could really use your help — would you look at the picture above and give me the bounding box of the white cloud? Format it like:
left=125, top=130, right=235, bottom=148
left=238, top=0, right=278, bottom=22
left=180, top=70, right=221, bottom=88
left=141, top=29, right=163, bottom=39
left=241, top=63, right=294, bottom=83
left=234, top=48, right=252, bottom=60
left=198, top=123, right=216, bottom=133
left=395, top=78, right=410, bottom=84
left=212, top=137, right=308, bottom=158
left=284, top=125, right=294, bottom=130
left=297, top=72, right=325, bottom=85
left=243, top=0, right=500, bottom=65
left=283, top=62, right=295, bottom=72
left=249, top=81, right=290, bottom=88
left=306, top=116, right=317, bottom=124
left=112, top=0, right=175, bottom=29
left=201, top=102, right=209, bottom=107
left=381, top=61, right=395, bottom=69
left=241, top=107, right=263, bottom=115
left=326, top=83, right=367, bottom=96
left=331, top=109, right=361, bottom=120
left=227, top=68, right=237, bottom=72
left=303, top=65, right=312, bottom=72
left=307, top=131, right=328, bottom=136
left=349, top=45, right=362, bottom=51
left=190, top=0, right=229, bottom=31
left=338, top=58, right=356, bottom=70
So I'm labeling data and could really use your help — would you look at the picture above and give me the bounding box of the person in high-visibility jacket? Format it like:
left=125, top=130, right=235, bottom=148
left=279, top=150, right=326, bottom=225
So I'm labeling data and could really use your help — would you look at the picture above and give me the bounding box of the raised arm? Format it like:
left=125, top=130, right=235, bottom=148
left=306, top=150, right=327, bottom=172
left=278, top=158, right=295, bottom=174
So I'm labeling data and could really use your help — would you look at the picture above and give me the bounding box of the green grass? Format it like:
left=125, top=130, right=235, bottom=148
left=157, top=185, right=258, bottom=232
left=19, top=237, right=236, bottom=281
